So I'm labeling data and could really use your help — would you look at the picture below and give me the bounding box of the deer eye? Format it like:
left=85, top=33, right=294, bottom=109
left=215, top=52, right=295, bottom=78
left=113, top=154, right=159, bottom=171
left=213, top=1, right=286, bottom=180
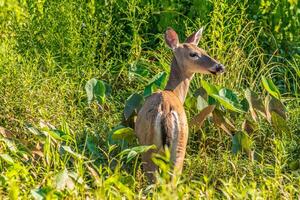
left=189, top=52, right=198, bottom=58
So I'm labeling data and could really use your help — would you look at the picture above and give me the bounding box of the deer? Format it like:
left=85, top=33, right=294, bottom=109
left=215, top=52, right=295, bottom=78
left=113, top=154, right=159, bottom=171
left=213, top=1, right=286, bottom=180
left=135, top=27, right=225, bottom=182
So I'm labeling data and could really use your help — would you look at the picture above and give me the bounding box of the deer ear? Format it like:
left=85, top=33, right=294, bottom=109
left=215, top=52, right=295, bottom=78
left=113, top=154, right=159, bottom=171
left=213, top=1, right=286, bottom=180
left=165, top=27, right=179, bottom=50
left=185, top=27, right=203, bottom=45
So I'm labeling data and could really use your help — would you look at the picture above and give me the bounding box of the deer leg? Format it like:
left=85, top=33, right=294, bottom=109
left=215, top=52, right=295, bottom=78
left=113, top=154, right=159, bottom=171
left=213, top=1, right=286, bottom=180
left=141, top=149, right=157, bottom=183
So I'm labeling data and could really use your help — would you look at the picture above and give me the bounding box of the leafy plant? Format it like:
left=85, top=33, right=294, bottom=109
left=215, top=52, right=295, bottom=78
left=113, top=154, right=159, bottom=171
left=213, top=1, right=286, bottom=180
left=85, top=78, right=110, bottom=105
left=191, top=77, right=288, bottom=155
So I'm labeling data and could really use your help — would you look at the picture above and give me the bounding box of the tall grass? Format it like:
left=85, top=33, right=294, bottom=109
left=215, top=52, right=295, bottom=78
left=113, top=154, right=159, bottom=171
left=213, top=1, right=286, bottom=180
left=0, top=0, right=299, bottom=199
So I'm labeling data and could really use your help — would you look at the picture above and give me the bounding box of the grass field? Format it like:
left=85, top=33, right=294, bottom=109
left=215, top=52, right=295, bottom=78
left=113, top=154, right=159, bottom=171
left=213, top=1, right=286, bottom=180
left=0, top=0, right=300, bottom=199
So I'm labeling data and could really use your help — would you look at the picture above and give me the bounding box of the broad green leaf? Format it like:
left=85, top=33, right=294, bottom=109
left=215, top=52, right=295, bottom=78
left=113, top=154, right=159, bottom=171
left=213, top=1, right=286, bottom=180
left=184, top=95, right=196, bottom=110
left=245, top=89, right=266, bottom=121
left=288, top=161, right=300, bottom=170
left=261, top=76, right=281, bottom=99
left=270, top=112, right=289, bottom=134
left=232, top=131, right=252, bottom=154
left=211, top=88, right=244, bottom=113
left=104, top=82, right=112, bottom=96
left=191, top=105, right=215, bottom=128
left=85, top=78, right=106, bottom=104
left=143, top=84, right=155, bottom=97
left=31, top=188, right=44, bottom=200
left=61, top=145, right=85, bottom=159
left=150, top=71, right=167, bottom=88
left=208, top=96, right=217, bottom=105
left=124, top=93, right=144, bottom=120
left=111, top=127, right=136, bottom=142
left=197, top=95, right=208, bottom=111
left=201, top=79, right=218, bottom=95
left=194, top=87, right=207, bottom=99
left=265, top=95, right=287, bottom=122
left=55, top=168, right=69, bottom=190
left=87, top=135, right=102, bottom=158
left=55, top=168, right=75, bottom=191
left=143, top=72, right=167, bottom=97
left=240, top=98, right=249, bottom=112
left=119, top=145, right=156, bottom=163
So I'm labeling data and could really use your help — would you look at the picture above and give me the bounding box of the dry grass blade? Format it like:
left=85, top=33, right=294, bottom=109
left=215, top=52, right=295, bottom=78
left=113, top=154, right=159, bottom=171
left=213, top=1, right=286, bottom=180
left=190, top=105, right=215, bottom=128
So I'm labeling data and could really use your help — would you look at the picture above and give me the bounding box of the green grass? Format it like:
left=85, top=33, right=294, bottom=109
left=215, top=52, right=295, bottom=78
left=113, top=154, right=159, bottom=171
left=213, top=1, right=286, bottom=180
left=0, top=0, right=300, bottom=199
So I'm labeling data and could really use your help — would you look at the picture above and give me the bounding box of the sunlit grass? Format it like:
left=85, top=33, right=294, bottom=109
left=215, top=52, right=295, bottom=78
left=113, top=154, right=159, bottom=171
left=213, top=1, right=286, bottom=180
left=0, top=0, right=299, bottom=199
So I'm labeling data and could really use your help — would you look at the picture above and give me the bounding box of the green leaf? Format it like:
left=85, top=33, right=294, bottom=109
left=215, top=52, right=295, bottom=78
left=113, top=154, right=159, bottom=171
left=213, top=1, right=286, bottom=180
left=288, top=160, right=300, bottom=170
left=111, top=127, right=136, bottom=142
left=201, top=79, right=218, bottom=95
left=104, top=82, right=112, bottom=96
left=270, top=112, right=289, bottom=134
left=211, top=88, right=244, bottom=113
left=232, top=131, right=251, bottom=154
left=31, top=188, right=44, bottom=200
left=0, top=154, right=14, bottom=164
left=55, top=168, right=75, bottom=191
left=87, top=135, right=102, bottom=158
left=240, top=98, right=249, bottom=112
left=261, top=76, right=281, bottom=99
left=265, top=95, right=287, bottom=122
left=197, top=95, right=208, bottom=111
left=124, top=93, right=144, bottom=120
left=184, top=95, right=196, bottom=110
left=119, top=145, right=156, bottom=163
left=61, top=146, right=85, bottom=160
left=55, top=168, right=69, bottom=190
left=150, top=71, right=167, bottom=88
left=85, top=78, right=106, bottom=104
left=194, top=87, right=207, bottom=99
left=143, top=84, right=155, bottom=97
left=143, top=72, right=167, bottom=97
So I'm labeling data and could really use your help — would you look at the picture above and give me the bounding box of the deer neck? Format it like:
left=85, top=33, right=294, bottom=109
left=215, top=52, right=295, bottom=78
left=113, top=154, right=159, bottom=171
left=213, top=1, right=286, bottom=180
left=165, top=57, right=194, bottom=104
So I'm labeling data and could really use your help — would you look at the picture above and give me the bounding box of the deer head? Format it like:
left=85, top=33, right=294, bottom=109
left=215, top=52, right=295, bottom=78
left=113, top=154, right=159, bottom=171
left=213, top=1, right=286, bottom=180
left=165, top=27, right=225, bottom=76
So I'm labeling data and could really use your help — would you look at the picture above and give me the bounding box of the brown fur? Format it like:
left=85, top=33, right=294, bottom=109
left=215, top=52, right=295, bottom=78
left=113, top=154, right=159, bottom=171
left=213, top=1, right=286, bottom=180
left=135, top=27, right=224, bottom=182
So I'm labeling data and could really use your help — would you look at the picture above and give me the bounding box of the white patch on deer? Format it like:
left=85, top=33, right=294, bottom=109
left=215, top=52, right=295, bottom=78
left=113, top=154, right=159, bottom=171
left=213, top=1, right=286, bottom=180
left=153, top=111, right=163, bottom=149
left=170, top=111, right=179, bottom=164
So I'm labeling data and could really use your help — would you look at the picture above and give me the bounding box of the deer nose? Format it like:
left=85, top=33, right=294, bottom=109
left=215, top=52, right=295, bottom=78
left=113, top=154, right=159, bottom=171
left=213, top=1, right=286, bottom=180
left=215, top=64, right=225, bottom=73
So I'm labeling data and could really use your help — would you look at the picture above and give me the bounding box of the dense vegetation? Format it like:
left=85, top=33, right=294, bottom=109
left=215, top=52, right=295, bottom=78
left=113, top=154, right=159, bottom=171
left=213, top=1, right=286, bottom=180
left=0, top=0, right=299, bottom=199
